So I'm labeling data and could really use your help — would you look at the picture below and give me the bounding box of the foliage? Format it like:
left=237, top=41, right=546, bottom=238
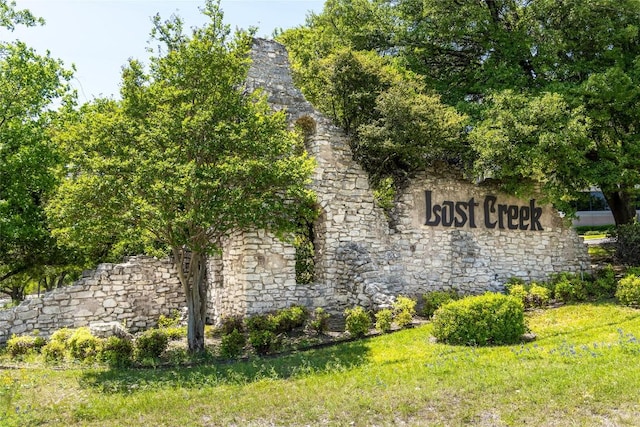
left=272, top=305, right=308, bottom=334
left=248, top=330, right=280, bottom=356
left=294, top=228, right=315, bottom=285
left=99, top=336, right=133, bottom=368
left=47, top=0, right=316, bottom=353
left=308, top=307, right=330, bottom=335
left=344, top=306, right=372, bottom=338
left=392, top=295, right=416, bottom=328
left=218, top=315, right=245, bottom=336
left=157, top=310, right=182, bottom=328
left=374, top=309, right=393, bottom=333
left=135, top=329, right=169, bottom=360
left=219, top=329, right=246, bottom=359
left=68, top=327, right=101, bottom=362
left=422, top=290, right=460, bottom=319
left=432, top=293, right=526, bottom=346
left=616, top=274, right=640, bottom=308
left=507, top=284, right=528, bottom=304
left=0, top=0, right=76, bottom=302
left=5, top=334, right=44, bottom=357
left=528, top=285, right=551, bottom=308
left=41, top=339, right=66, bottom=363
left=245, top=314, right=277, bottom=334
left=469, top=91, right=591, bottom=214
left=613, top=222, right=640, bottom=267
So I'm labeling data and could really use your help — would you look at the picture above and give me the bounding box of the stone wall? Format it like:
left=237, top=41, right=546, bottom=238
left=208, top=39, right=591, bottom=320
left=1, top=39, right=592, bottom=337
left=0, top=256, right=184, bottom=344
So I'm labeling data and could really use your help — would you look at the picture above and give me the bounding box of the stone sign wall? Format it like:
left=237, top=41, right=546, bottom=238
left=207, top=39, right=591, bottom=321
left=0, top=39, right=591, bottom=341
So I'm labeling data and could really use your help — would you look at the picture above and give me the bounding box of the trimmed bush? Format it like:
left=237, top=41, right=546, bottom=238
left=272, top=305, right=308, bottom=333
left=100, top=336, right=133, bottom=367
left=527, top=284, right=551, bottom=307
left=432, top=293, right=526, bottom=346
left=49, top=328, right=73, bottom=345
left=344, top=306, right=372, bottom=338
left=393, top=296, right=416, bottom=328
left=135, top=329, right=169, bottom=360
left=219, top=315, right=245, bottom=335
left=245, top=314, right=277, bottom=333
left=309, top=307, right=330, bottom=334
left=375, top=309, right=393, bottom=333
left=219, top=329, right=246, bottom=359
left=42, top=340, right=66, bottom=363
left=6, top=335, right=44, bottom=358
left=248, top=330, right=280, bottom=355
left=422, top=290, right=459, bottom=319
left=616, top=274, right=640, bottom=307
left=507, top=284, right=528, bottom=304
left=157, top=309, right=182, bottom=328
left=162, top=326, right=187, bottom=341
left=68, top=327, right=102, bottom=361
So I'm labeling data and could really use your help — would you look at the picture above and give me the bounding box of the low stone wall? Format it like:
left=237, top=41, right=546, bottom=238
left=0, top=256, right=184, bottom=344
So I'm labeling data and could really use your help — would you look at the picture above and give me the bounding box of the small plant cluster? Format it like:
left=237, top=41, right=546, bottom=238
left=431, top=292, right=526, bottom=346
left=216, top=305, right=317, bottom=358
left=615, top=273, right=640, bottom=307
left=612, top=222, right=640, bottom=267
left=504, top=267, right=618, bottom=307
left=422, top=290, right=460, bottom=318
left=347, top=296, right=417, bottom=336
left=4, top=325, right=176, bottom=367
left=505, top=279, right=551, bottom=309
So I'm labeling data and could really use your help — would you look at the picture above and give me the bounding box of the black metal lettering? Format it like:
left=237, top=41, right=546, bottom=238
left=468, top=198, right=478, bottom=228
left=519, top=206, right=530, bottom=230
left=455, top=202, right=468, bottom=227
left=498, top=204, right=508, bottom=229
left=507, top=205, right=519, bottom=230
left=425, top=191, right=441, bottom=226
left=484, top=196, right=497, bottom=229
left=442, top=201, right=454, bottom=226
left=530, top=199, right=544, bottom=231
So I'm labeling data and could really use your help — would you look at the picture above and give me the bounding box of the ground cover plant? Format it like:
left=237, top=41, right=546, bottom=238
left=1, top=303, right=639, bottom=426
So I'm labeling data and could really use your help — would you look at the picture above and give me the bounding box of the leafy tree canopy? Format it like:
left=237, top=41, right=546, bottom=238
left=0, top=0, right=75, bottom=300
left=48, top=0, right=316, bottom=352
left=280, top=0, right=640, bottom=224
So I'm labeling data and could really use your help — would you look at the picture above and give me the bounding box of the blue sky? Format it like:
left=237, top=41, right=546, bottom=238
left=4, top=0, right=323, bottom=102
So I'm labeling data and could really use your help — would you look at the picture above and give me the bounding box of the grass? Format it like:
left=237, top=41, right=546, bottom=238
left=2, top=303, right=640, bottom=426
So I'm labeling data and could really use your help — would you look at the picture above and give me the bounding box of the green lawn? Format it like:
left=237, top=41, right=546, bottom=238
left=2, top=303, right=640, bottom=426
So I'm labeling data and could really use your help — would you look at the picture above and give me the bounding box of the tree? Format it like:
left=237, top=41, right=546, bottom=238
left=283, top=0, right=640, bottom=224
left=0, top=0, right=75, bottom=301
left=48, top=1, right=316, bottom=353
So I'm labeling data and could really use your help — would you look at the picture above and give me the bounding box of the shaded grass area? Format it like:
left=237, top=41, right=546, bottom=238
left=2, top=304, right=640, bottom=426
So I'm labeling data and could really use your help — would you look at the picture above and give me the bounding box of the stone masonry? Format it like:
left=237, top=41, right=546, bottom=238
left=0, top=256, right=183, bottom=344
left=0, top=39, right=591, bottom=341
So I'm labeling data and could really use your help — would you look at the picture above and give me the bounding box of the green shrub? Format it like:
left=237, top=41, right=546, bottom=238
left=68, top=327, right=102, bottom=362
left=6, top=335, right=43, bottom=358
left=135, top=329, right=169, bottom=360
left=587, top=265, right=617, bottom=299
left=393, top=296, right=416, bottom=328
left=273, top=305, right=308, bottom=333
left=248, top=330, right=280, bottom=355
left=432, top=293, right=526, bottom=346
left=41, top=340, right=66, bottom=363
left=49, top=327, right=72, bottom=345
left=422, top=290, right=459, bottom=319
left=613, top=222, right=640, bottom=267
left=527, top=284, right=551, bottom=307
left=375, top=309, right=393, bottom=333
left=245, top=314, right=277, bottom=333
left=508, top=284, right=528, bottom=305
left=219, top=329, right=246, bottom=359
left=218, top=315, right=245, bottom=335
left=616, top=274, right=640, bottom=307
left=344, top=306, right=372, bottom=338
left=157, top=309, right=182, bottom=328
left=553, top=279, right=575, bottom=303
left=100, top=336, right=133, bottom=367
left=309, top=307, right=330, bottom=334
left=162, top=326, right=187, bottom=341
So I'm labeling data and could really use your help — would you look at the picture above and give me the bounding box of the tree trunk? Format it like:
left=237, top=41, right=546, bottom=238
left=173, top=247, right=209, bottom=353
left=603, top=189, right=637, bottom=226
